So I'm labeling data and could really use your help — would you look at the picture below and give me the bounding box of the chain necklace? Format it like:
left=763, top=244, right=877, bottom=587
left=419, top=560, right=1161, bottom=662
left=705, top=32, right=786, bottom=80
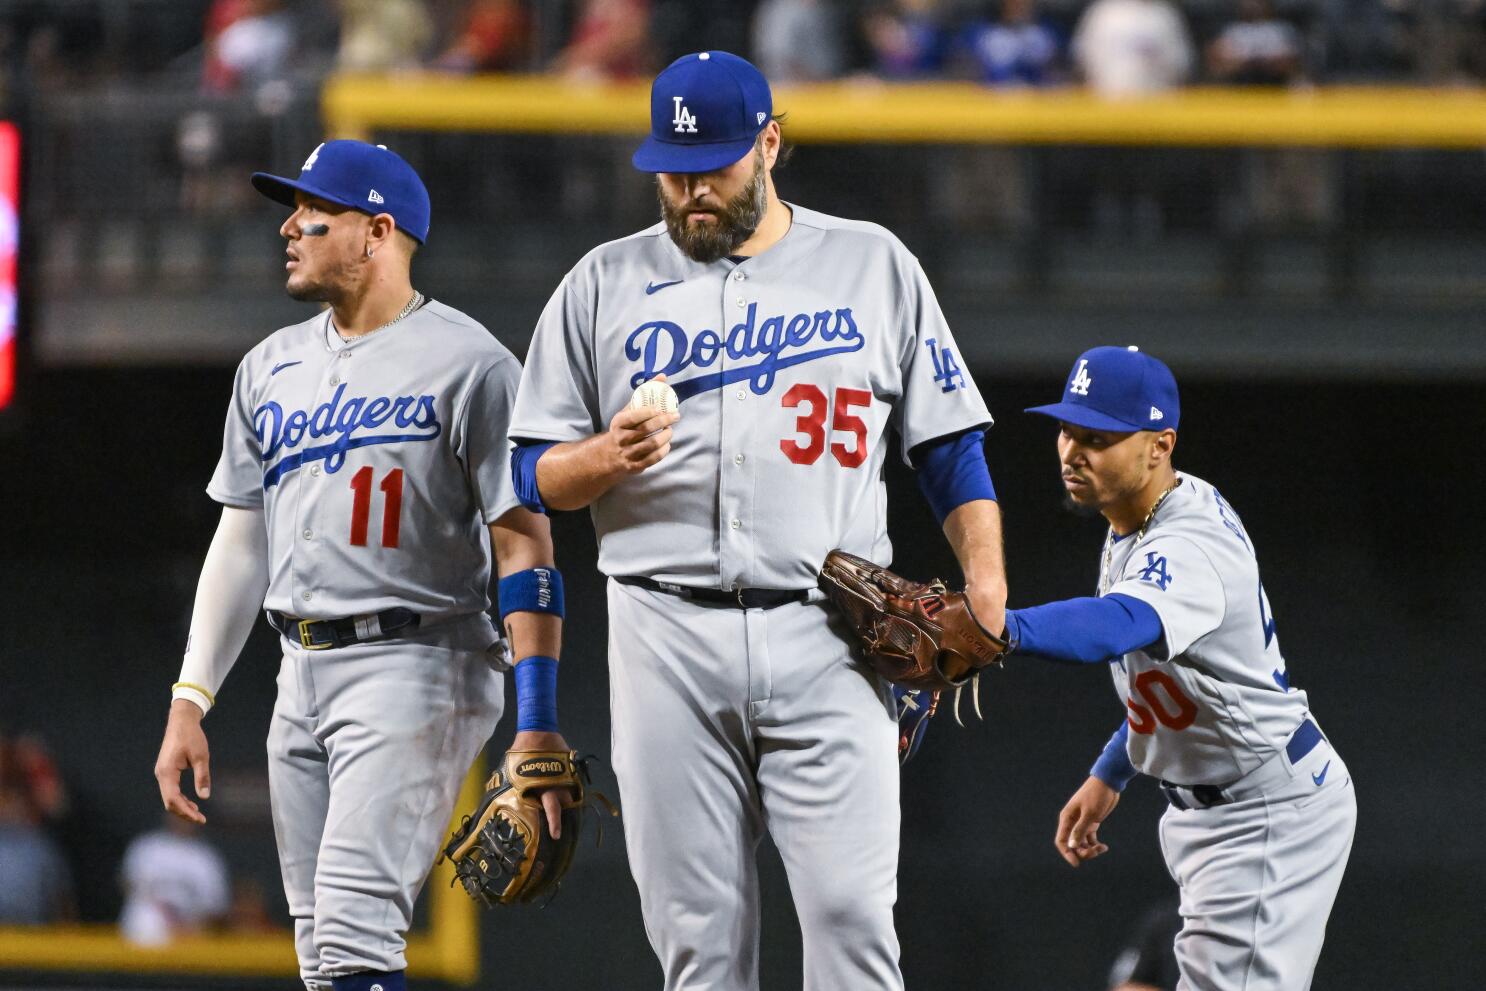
left=331, top=289, right=424, bottom=344
left=1100, top=477, right=1181, bottom=594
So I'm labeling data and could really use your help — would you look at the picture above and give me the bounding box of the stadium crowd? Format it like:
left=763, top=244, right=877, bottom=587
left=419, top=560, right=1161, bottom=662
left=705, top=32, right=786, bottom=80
left=0, top=0, right=1482, bottom=95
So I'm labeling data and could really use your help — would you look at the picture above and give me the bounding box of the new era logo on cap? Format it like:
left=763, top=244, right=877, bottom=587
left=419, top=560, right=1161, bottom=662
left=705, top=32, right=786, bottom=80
left=368, top=189, right=384, bottom=204
left=1025, top=345, right=1181, bottom=432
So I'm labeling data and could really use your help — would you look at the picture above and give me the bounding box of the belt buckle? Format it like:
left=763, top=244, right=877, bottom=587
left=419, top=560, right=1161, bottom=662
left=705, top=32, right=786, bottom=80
left=298, top=620, right=334, bottom=651
left=735, top=586, right=748, bottom=608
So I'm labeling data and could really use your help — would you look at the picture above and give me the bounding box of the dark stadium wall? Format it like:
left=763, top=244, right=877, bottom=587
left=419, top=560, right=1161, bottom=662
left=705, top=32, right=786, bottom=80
left=0, top=365, right=1476, bottom=990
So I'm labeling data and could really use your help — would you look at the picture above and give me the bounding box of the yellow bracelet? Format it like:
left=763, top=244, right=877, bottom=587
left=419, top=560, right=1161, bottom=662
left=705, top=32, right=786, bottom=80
left=172, top=682, right=217, bottom=706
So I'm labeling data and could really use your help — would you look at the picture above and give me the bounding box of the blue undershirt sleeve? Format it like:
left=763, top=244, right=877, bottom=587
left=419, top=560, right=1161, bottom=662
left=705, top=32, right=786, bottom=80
left=1090, top=720, right=1138, bottom=791
left=909, top=429, right=997, bottom=526
left=509, top=440, right=556, bottom=514
left=1004, top=593, right=1163, bottom=663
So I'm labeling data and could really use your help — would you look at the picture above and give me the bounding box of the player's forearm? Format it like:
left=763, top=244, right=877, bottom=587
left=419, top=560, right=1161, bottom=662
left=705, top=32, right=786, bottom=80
left=943, top=498, right=1007, bottom=628
left=533, top=434, right=631, bottom=510
left=489, top=511, right=562, bottom=660
left=1005, top=594, right=1163, bottom=664
left=173, top=507, right=270, bottom=715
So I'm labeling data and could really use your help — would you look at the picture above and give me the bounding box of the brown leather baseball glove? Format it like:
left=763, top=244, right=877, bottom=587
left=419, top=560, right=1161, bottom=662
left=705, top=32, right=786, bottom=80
left=439, top=749, right=614, bottom=907
left=818, top=549, right=1013, bottom=693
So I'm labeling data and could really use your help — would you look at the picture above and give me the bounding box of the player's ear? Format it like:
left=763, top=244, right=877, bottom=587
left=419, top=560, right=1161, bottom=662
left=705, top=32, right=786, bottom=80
left=760, top=120, right=782, bottom=170
left=1149, top=429, right=1177, bottom=466
left=364, top=212, right=397, bottom=259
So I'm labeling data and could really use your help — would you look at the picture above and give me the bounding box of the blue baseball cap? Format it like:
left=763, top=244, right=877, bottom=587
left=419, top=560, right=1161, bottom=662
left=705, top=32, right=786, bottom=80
left=1026, top=346, right=1180, bottom=432
left=632, top=51, right=773, bottom=174
left=252, top=140, right=431, bottom=244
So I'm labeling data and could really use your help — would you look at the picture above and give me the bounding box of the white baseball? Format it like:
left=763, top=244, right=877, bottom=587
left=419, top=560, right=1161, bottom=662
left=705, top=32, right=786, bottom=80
left=629, top=379, right=679, bottom=415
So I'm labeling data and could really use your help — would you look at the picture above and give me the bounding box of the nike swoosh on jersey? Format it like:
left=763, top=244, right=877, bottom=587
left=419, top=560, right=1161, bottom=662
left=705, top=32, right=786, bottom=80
left=1311, top=760, right=1331, bottom=786
left=271, top=360, right=303, bottom=375
left=645, top=280, right=683, bottom=295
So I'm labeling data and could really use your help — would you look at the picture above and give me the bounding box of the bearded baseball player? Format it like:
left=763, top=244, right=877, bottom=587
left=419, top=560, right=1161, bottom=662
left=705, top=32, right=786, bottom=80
left=151, top=140, right=574, bottom=991
left=1005, top=346, right=1355, bottom=990
left=506, top=51, right=1007, bottom=990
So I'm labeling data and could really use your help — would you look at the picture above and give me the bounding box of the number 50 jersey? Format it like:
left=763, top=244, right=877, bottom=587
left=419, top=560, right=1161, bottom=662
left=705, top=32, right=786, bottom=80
left=1101, top=473, right=1314, bottom=786
left=208, top=301, right=523, bottom=629
left=509, top=204, right=992, bottom=590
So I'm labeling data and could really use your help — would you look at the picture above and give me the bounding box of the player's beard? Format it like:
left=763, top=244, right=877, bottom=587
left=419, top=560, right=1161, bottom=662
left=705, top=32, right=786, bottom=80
left=658, top=148, right=768, bottom=264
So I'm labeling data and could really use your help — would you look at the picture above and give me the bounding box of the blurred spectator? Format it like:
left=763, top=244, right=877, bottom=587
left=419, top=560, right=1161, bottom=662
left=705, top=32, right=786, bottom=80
left=202, top=0, right=296, bottom=94
left=551, top=0, right=652, bottom=80
left=0, top=759, right=74, bottom=924
left=753, top=0, right=846, bottom=82
left=119, top=814, right=230, bottom=946
left=862, top=0, right=953, bottom=79
left=1314, top=0, right=1413, bottom=80
left=433, top=0, right=532, bottom=73
left=963, top=0, right=1063, bottom=86
left=1072, top=0, right=1193, bottom=97
left=1206, top=0, right=1303, bottom=85
left=337, top=0, right=435, bottom=72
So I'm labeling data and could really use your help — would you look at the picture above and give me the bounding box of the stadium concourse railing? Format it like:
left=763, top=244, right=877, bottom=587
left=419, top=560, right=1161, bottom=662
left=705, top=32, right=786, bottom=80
left=321, top=74, right=1486, bottom=148
left=0, top=764, right=486, bottom=983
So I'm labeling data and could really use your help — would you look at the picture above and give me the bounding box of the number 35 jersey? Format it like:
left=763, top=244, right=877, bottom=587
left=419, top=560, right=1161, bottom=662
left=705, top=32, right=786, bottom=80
left=208, top=301, right=523, bottom=627
left=1100, top=473, right=1313, bottom=786
left=508, top=204, right=992, bottom=589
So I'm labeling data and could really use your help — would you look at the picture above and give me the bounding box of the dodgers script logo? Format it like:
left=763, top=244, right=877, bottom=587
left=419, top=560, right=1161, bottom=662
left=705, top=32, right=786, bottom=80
left=626, top=303, right=864, bottom=401
left=255, top=383, right=441, bottom=488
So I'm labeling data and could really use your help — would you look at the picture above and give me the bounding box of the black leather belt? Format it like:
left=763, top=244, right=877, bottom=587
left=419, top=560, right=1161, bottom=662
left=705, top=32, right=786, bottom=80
left=267, top=607, right=421, bottom=651
left=615, top=575, right=811, bottom=610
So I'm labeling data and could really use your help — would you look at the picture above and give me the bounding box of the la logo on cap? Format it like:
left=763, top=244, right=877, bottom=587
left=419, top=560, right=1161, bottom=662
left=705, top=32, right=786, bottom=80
left=1069, top=359, right=1093, bottom=396
left=302, top=143, right=323, bottom=171
left=672, top=96, right=697, bottom=133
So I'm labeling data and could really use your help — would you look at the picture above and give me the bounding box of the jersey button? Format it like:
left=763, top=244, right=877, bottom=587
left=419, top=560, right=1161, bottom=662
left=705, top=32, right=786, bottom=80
left=301, top=590, right=313, bottom=601
left=735, top=390, right=745, bottom=400
left=732, top=270, right=745, bottom=281
left=309, top=465, right=321, bottom=477
left=730, top=518, right=741, bottom=530
left=302, top=528, right=313, bottom=539
left=735, top=297, right=745, bottom=308
left=330, top=375, right=341, bottom=385
left=733, top=454, right=745, bottom=465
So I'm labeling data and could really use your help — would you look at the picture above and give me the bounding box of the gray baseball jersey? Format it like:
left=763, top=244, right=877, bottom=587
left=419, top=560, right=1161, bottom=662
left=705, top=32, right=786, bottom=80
left=509, top=203, right=991, bottom=588
left=1099, top=473, right=1312, bottom=785
left=209, top=300, right=523, bottom=631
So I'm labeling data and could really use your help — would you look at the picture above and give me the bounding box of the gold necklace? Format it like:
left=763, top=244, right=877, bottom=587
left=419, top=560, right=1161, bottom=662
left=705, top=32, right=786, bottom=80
left=1100, top=477, right=1181, bottom=594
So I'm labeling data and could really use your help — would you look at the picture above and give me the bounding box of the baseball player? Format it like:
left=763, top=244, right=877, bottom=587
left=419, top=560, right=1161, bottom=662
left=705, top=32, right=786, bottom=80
left=150, top=140, right=573, bottom=991
left=506, top=51, right=1007, bottom=990
left=1004, top=346, right=1355, bottom=990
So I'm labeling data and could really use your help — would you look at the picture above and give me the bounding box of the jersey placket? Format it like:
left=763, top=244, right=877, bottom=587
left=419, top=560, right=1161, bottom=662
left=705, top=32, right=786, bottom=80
left=292, top=347, right=353, bottom=615
left=717, top=264, right=755, bottom=592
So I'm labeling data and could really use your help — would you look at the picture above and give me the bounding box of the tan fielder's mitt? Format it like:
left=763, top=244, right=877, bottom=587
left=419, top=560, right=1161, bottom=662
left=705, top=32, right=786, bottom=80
left=818, top=549, right=1012, bottom=693
left=439, top=749, right=614, bottom=906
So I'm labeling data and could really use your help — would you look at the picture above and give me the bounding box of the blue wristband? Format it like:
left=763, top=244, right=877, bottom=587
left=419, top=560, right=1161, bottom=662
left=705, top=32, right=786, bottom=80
left=498, top=567, right=565, bottom=624
left=1090, top=721, right=1138, bottom=792
left=514, top=656, right=559, bottom=733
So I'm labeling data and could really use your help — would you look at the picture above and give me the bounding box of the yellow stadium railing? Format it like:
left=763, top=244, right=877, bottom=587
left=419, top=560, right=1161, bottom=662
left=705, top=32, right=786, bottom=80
left=323, top=75, right=1486, bottom=149
left=0, top=761, right=485, bottom=984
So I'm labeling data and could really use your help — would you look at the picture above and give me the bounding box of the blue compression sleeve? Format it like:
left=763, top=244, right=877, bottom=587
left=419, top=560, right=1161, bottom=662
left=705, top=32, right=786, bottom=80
left=911, top=429, right=997, bottom=525
left=1004, top=593, right=1163, bottom=663
left=510, top=440, right=556, bottom=513
left=514, top=656, right=559, bottom=732
left=1090, top=721, right=1138, bottom=792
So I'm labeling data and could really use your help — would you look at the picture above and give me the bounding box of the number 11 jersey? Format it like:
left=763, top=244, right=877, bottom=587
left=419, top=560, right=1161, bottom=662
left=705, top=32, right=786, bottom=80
left=208, top=301, right=522, bottom=629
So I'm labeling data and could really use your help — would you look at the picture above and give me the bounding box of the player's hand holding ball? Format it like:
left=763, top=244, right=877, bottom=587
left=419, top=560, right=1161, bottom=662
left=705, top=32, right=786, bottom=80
left=607, top=374, right=680, bottom=475
left=1055, top=775, right=1121, bottom=868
